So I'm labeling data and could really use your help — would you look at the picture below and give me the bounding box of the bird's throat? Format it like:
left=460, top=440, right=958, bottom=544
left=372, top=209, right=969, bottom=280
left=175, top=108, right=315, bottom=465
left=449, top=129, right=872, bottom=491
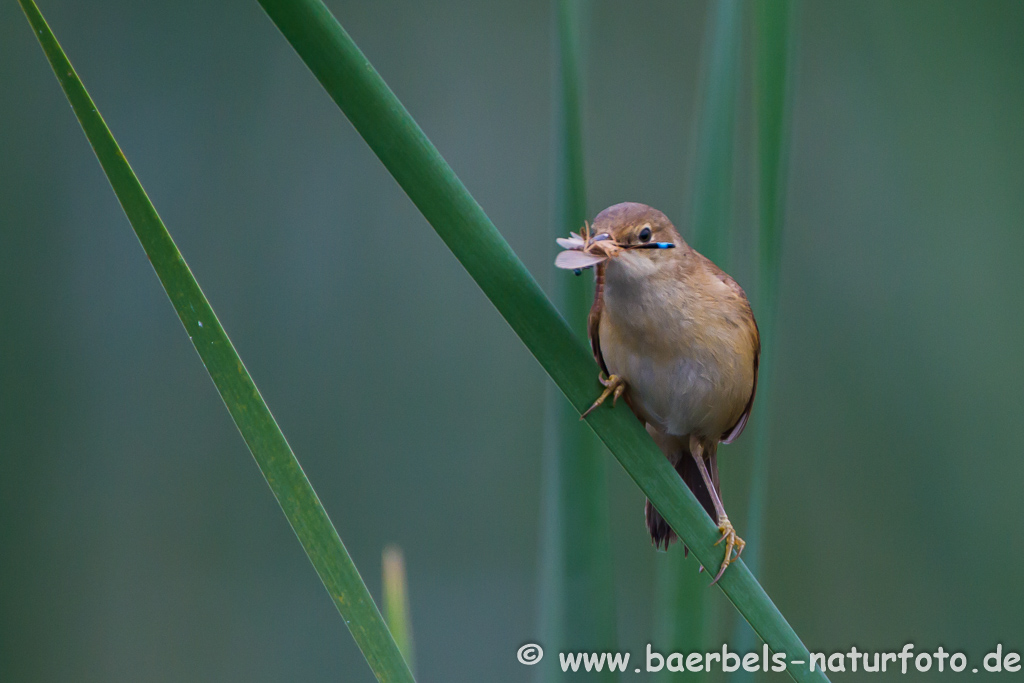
left=602, top=256, right=690, bottom=346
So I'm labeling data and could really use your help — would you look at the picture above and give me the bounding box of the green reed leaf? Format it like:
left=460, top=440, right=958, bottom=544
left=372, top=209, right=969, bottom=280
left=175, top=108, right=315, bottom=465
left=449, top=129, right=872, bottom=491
left=18, top=2, right=415, bottom=681
left=731, top=2, right=797, bottom=679
left=537, top=1, right=618, bottom=680
left=254, top=0, right=827, bottom=680
left=658, top=2, right=745, bottom=678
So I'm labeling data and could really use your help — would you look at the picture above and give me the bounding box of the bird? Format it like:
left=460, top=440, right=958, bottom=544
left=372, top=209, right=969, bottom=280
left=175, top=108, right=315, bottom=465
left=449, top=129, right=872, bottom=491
left=555, top=202, right=760, bottom=583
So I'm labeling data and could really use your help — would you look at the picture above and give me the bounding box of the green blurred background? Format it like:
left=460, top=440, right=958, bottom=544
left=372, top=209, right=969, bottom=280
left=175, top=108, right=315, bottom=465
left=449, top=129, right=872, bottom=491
left=2, top=1, right=1023, bottom=680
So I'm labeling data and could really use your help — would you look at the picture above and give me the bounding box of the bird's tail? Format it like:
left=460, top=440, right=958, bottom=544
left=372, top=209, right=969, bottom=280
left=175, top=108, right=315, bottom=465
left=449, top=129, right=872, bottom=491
left=645, top=441, right=717, bottom=551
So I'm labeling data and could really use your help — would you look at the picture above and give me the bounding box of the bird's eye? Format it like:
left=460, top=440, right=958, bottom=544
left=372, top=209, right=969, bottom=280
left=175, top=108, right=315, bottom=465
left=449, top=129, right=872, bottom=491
left=638, top=226, right=652, bottom=243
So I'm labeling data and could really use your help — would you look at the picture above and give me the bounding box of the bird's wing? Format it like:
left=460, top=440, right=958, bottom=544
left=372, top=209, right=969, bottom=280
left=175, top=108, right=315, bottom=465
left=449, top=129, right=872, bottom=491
left=588, top=262, right=609, bottom=375
left=721, top=315, right=760, bottom=444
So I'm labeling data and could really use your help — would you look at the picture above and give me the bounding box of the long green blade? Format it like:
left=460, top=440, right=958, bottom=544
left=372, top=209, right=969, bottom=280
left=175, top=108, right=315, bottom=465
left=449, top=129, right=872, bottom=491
left=656, top=1, right=744, bottom=678
left=654, top=545, right=708, bottom=683
left=255, top=1, right=827, bottom=681
left=689, top=0, right=742, bottom=261
left=538, top=1, right=618, bottom=679
left=731, top=2, right=797, bottom=677
left=18, top=3, right=414, bottom=682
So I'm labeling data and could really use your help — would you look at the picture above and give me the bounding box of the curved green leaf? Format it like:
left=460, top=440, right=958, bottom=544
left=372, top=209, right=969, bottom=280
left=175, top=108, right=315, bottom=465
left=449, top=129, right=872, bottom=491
left=658, top=1, right=745, bottom=678
left=732, top=1, right=798, bottom=678
left=18, top=2, right=414, bottom=681
left=255, top=1, right=828, bottom=681
left=537, top=1, right=618, bottom=678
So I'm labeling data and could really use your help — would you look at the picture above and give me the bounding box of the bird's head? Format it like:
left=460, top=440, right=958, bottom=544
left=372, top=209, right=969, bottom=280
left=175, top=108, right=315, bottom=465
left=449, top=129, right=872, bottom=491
left=554, top=202, right=684, bottom=275
left=593, top=202, right=681, bottom=251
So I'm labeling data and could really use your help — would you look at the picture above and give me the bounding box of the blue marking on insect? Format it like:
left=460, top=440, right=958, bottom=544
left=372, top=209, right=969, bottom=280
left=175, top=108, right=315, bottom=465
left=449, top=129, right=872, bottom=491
left=633, top=241, right=676, bottom=250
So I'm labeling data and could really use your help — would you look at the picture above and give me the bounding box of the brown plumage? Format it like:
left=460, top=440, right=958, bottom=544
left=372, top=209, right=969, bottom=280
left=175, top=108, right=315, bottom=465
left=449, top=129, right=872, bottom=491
left=581, top=202, right=759, bottom=581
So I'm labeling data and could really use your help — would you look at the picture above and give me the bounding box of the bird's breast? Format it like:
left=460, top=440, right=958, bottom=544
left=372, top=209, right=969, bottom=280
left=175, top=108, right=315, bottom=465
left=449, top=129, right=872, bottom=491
left=599, top=266, right=754, bottom=439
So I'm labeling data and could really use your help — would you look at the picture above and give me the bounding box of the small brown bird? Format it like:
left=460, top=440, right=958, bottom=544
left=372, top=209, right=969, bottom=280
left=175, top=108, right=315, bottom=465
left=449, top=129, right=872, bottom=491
left=556, top=202, right=759, bottom=582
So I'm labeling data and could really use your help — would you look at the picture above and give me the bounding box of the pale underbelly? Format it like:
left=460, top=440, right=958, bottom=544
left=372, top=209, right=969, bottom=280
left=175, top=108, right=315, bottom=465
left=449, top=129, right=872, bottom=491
left=603, top=343, right=748, bottom=439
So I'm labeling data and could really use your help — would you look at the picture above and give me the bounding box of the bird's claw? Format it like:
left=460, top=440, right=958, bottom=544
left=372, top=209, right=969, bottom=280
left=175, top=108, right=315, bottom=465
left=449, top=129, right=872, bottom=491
left=709, top=516, right=745, bottom=585
left=580, top=373, right=626, bottom=419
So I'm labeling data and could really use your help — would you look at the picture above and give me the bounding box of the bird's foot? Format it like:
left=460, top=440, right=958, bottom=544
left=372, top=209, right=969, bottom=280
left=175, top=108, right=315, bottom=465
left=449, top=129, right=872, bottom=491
left=710, top=515, right=745, bottom=585
left=580, top=373, right=626, bottom=419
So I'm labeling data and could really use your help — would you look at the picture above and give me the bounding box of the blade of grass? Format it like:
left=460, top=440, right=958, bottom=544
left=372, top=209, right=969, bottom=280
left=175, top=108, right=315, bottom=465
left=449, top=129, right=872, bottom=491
left=18, top=3, right=414, bottom=681
left=255, top=2, right=828, bottom=681
left=689, top=0, right=742, bottom=262
left=654, top=546, right=708, bottom=682
left=731, top=1, right=797, bottom=678
left=382, top=545, right=416, bottom=673
left=656, top=1, right=744, bottom=677
left=537, top=1, right=618, bottom=677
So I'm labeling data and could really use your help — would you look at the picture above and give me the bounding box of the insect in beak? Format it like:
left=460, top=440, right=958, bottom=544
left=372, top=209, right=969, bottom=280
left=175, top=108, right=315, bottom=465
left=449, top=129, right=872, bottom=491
left=555, top=221, right=675, bottom=272
left=554, top=223, right=615, bottom=272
